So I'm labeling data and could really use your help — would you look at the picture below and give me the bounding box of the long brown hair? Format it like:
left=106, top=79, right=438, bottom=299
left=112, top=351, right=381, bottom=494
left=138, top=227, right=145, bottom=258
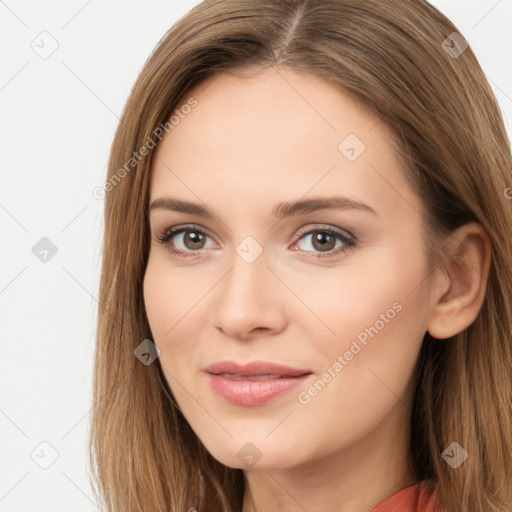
left=89, top=1, right=512, bottom=510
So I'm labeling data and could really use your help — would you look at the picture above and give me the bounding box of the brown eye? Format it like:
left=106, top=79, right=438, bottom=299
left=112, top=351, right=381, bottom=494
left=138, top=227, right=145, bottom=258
left=294, top=225, right=356, bottom=259
left=310, top=231, right=337, bottom=252
left=182, top=231, right=207, bottom=250
left=156, top=225, right=214, bottom=257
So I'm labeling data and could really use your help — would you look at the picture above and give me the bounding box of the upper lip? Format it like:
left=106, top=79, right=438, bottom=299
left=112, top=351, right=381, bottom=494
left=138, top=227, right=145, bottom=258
left=205, top=360, right=312, bottom=377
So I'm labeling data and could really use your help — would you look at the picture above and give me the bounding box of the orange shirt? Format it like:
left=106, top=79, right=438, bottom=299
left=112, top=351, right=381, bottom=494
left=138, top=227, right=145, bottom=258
left=371, top=481, right=442, bottom=512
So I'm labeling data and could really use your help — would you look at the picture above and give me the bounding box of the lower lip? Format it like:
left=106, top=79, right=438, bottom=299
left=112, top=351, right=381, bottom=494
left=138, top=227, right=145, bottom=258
left=207, top=373, right=312, bottom=406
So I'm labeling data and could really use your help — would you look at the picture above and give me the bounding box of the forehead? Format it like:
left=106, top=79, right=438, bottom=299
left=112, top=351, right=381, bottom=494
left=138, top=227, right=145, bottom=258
left=149, top=67, right=419, bottom=224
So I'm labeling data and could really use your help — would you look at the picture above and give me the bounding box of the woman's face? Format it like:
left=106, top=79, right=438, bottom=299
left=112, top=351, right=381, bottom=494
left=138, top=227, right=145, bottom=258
left=143, top=67, right=436, bottom=471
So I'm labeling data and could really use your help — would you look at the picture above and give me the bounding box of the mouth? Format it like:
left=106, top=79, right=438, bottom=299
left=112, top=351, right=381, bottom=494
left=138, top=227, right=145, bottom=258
left=204, top=360, right=313, bottom=406
left=205, top=359, right=312, bottom=377
left=216, top=372, right=303, bottom=381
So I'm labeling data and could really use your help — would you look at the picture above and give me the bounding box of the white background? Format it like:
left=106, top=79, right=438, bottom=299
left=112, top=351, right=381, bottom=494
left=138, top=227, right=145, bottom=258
left=1, top=1, right=511, bottom=510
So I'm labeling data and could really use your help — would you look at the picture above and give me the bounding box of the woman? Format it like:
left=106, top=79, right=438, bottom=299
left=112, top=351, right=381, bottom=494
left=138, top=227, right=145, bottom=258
left=89, top=1, right=512, bottom=511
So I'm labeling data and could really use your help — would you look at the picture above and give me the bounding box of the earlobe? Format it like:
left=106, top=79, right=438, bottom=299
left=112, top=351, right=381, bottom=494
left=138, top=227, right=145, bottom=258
left=426, top=223, right=491, bottom=340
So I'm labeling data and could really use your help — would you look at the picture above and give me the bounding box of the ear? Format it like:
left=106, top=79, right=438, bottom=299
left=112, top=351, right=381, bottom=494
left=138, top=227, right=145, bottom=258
left=427, top=222, right=491, bottom=340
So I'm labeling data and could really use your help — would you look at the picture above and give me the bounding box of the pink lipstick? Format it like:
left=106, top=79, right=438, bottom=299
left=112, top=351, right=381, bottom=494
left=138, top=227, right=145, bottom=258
left=204, top=360, right=313, bottom=406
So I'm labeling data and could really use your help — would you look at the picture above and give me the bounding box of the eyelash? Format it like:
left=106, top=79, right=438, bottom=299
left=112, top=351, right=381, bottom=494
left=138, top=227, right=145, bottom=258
left=155, top=223, right=357, bottom=259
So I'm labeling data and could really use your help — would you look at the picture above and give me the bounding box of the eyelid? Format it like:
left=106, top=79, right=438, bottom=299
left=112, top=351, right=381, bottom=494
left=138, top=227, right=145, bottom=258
left=155, top=223, right=215, bottom=247
left=294, top=223, right=355, bottom=242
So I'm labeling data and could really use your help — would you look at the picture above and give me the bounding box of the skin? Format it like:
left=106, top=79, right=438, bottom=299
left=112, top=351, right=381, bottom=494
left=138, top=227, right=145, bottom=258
left=143, top=67, right=490, bottom=512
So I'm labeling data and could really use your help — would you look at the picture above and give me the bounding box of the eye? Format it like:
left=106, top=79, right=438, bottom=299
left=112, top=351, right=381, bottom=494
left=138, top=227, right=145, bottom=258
left=292, top=224, right=356, bottom=259
left=155, top=224, right=214, bottom=258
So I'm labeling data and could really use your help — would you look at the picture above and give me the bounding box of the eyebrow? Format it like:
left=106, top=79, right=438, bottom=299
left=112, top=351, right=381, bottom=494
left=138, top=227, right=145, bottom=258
left=149, top=195, right=377, bottom=219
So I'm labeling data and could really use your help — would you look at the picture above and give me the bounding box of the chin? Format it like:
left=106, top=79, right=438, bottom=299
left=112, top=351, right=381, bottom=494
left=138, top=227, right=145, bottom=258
left=199, top=434, right=305, bottom=470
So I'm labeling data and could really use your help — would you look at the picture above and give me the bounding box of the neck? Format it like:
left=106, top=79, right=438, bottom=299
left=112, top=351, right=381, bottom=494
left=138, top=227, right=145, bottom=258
left=241, top=401, right=417, bottom=512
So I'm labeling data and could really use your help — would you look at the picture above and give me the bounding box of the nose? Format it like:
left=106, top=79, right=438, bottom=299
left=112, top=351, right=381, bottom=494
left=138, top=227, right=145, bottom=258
left=211, top=245, right=287, bottom=340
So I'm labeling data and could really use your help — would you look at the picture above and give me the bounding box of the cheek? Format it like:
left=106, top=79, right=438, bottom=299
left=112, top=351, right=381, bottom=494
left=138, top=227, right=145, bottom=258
left=143, top=259, right=190, bottom=353
left=283, top=243, right=429, bottom=350
left=339, top=255, right=429, bottom=365
left=142, top=255, right=213, bottom=372
left=287, top=281, right=428, bottom=457
left=296, top=242, right=429, bottom=390
left=302, top=247, right=430, bottom=411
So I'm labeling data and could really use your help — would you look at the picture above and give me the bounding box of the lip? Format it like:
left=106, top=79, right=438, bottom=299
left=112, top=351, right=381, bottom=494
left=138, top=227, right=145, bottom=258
left=205, top=360, right=312, bottom=377
left=204, top=360, right=313, bottom=406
